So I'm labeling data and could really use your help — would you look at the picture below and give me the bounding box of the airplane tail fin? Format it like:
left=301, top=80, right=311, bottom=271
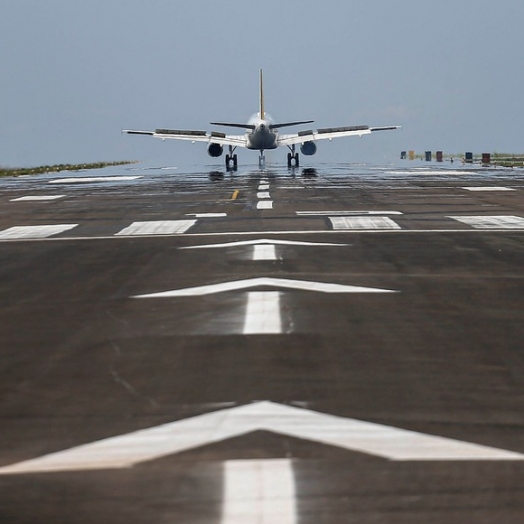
left=259, top=69, right=265, bottom=120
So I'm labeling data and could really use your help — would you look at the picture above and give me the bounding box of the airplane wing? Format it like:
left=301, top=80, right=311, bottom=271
left=277, top=125, right=400, bottom=147
left=123, top=128, right=247, bottom=148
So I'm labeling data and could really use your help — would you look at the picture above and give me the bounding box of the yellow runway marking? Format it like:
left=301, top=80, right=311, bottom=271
left=231, top=190, right=240, bottom=200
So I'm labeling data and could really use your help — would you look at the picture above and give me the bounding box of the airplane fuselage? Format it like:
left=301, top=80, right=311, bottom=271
left=246, top=113, right=278, bottom=151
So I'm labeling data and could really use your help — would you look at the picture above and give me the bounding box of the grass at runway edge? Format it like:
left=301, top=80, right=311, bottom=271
left=0, top=160, right=137, bottom=178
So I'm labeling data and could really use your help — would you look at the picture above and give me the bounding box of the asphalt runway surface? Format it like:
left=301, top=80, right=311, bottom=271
left=1, top=161, right=524, bottom=523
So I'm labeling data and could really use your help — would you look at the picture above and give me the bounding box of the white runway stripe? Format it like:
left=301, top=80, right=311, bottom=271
left=257, top=192, right=271, bottom=199
left=298, top=210, right=403, bottom=216
left=253, top=245, right=277, bottom=260
left=330, top=216, right=401, bottom=230
left=243, top=292, right=282, bottom=334
left=222, top=459, right=296, bottom=524
left=115, top=220, right=196, bottom=236
left=258, top=184, right=270, bottom=191
left=448, top=215, right=524, bottom=229
left=462, top=186, right=516, bottom=192
left=49, top=176, right=142, bottom=184
left=10, top=195, right=66, bottom=202
left=257, top=201, right=273, bottom=210
left=0, top=224, right=77, bottom=239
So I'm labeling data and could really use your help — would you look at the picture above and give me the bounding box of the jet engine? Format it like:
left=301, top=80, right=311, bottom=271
left=207, top=143, right=223, bottom=157
left=300, top=141, right=317, bottom=156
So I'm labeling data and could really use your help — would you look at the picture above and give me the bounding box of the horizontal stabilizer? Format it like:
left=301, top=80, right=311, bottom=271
left=270, top=120, right=314, bottom=130
left=210, top=122, right=256, bottom=130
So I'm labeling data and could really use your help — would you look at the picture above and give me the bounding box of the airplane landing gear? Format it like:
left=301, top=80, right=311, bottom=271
left=226, top=146, right=238, bottom=171
left=259, top=152, right=266, bottom=169
left=287, top=145, right=299, bottom=167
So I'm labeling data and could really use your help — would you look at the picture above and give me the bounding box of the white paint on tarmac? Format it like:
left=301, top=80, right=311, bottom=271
left=181, top=239, right=348, bottom=249
left=297, top=210, right=403, bottom=216
left=186, top=213, right=227, bottom=218
left=258, top=184, right=270, bottom=191
left=253, top=244, right=277, bottom=260
left=0, top=224, right=77, bottom=239
left=222, top=459, right=296, bottom=524
left=257, top=201, right=273, bottom=210
left=243, top=292, right=282, bottom=334
left=115, top=220, right=197, bottom=236
left=49, top=176, right=142, bottom=184
left=330, top=216, right=401, bottom=230
left=448, top=215, right=524, bottom=229
left=462, top=186, right=516, bottom=191
left=10, top=195, right=66, bottom=202
left=2, top=401, right=523, bottom=474
left=134, top=277, right=397, bottom=298
left=257, top=192, right=271, bottom=199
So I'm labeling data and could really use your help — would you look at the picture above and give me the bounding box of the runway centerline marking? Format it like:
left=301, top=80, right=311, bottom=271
left=186, top=213, right=227, bottom=218
left=253, top=244, right=277, bottom=260
left=2, top=401, right=523, bottom=474
left=448, top=215, right=524, bottom=229
left=0, top=224, right=77, bottom=239
left=257, top=191, right=271, bottom=199
left=330, top=216, right=401, bottom=230
left=257, top=201, right=273, bottom=210
left=243, top=291, right=282, bottom=334
left=222, top=459, right=296, bottom=524
left=115, top=220, right=197, bottom=236
left=10, top=195, right=66, bottom=202
left=258, top=184, right=270, bottom=191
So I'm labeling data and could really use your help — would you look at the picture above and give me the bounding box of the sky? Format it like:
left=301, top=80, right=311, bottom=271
left=1, top=0, right=524, bottom=167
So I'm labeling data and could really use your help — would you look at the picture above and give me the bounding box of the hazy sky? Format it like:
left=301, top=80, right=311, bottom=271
left=2, top=0, right=524, bottom=167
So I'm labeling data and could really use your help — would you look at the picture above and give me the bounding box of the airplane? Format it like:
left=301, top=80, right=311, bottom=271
left=123, top=70, right=400, bottom=169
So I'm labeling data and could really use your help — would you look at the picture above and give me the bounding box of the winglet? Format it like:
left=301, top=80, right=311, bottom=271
left=259, top=69, right=265, bottom=121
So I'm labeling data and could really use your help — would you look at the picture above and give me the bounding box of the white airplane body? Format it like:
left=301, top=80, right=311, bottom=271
left=124, top=71, right=400, bottom=169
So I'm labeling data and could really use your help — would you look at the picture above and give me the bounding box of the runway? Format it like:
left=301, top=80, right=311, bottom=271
left=1, top=162, right=524, bottom=523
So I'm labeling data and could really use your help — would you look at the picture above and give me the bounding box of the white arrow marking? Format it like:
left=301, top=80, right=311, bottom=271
left=222, top=459, right=296, bottom=524
left=180, top=239, right=348, bottom=249
left=243, top=292, right=282, bottom=334
left=133, top=278, right=397, bottom=298
left=1, top=401, right=522, bottom=474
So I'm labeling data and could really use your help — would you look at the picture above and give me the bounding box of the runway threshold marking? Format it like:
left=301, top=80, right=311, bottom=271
left=2, top=401, right=523, bottom=474
left=330, top=216, right=401, bottom=230
left=448, top=215, right=524, bottom=229
left=257, top=201, right=273, bottom=210
left=115, top=220, right=197, bottom=236
left=243, top=291, right=282, bottom=334
left=222, top=459, right=295, bottom=524
left=10, top=195, right=66, bottom=202
left=0, top=224, right=77, bottom=239
left=257, top=191, right=271, bottom=199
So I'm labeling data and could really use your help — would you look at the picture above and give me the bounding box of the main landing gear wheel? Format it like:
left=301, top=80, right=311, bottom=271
left=287, top=145, right=299, bottom=168
left=225, top=146, right=238, bottom=170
